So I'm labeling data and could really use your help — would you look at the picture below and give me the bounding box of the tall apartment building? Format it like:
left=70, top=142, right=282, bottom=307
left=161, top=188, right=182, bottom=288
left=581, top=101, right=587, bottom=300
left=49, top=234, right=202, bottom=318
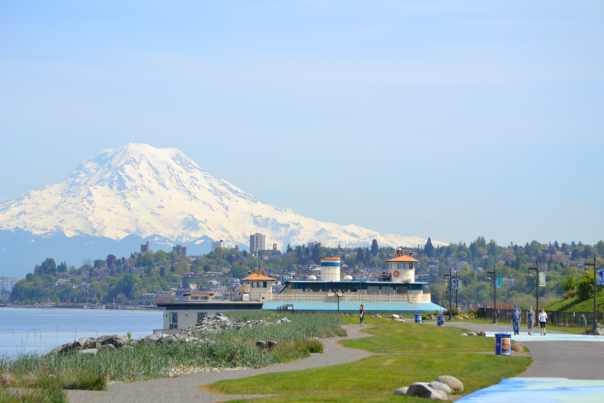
left=172, top=245, right=187, bottom=260
left=212, top=240, right=226, bottom=253
left=249, top=233, right=266, bottom=253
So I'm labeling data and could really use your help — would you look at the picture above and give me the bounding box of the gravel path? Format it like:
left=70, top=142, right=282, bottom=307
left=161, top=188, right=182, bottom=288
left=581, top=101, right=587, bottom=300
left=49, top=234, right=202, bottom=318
left=66, top=325, right=374, bottom=403
left=426, top=321, right=604, bottom=379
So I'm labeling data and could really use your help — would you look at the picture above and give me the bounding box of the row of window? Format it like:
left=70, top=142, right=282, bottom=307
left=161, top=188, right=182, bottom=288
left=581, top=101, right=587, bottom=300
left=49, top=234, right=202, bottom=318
left=168, top=312, right=208, bottom=329
left=247, top=281, right=269, bottom=288
left=302, top=287, right=358, bottom=293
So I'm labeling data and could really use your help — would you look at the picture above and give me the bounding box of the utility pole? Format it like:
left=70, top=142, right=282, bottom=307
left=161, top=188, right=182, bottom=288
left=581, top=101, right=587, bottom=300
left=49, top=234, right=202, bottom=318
left=455, top=272, right=459, bottom=311
left=487, top=265, right=498, bottom=323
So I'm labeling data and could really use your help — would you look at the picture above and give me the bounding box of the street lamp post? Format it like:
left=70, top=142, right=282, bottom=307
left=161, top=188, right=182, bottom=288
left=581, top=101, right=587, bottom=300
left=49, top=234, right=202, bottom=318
left=444, top=270, right=452, bottom=320
left=486, top=265, right=497, bottom=323
left=455, top=272, right=459, bottom=311
left=582, top=254, right=598, bottom=334
left=528, top=258, right=540, bottom=314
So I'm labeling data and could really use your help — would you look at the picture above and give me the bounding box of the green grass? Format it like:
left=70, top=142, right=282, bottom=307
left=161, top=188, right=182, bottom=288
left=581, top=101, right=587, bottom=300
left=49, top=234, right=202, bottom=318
left=456, top=318, right=591, bottom=334
left=542, top=296, right=604, bottom=313
left=205, top=317, right=531, bottom=402
left=0, top=312, right=344, bottom=384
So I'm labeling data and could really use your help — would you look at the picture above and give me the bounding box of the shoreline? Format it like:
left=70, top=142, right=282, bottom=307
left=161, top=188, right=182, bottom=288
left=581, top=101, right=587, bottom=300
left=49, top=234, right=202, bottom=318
left=0, top=304, right=162, bottom=312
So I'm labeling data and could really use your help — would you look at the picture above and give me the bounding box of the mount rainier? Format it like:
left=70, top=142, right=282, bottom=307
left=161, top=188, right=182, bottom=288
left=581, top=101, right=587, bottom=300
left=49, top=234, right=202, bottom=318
left=0, top=144, right=437, bottom=276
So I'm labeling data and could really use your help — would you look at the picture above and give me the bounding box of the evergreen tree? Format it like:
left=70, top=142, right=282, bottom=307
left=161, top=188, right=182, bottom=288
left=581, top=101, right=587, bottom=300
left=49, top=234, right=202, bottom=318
left=41, top=258, right=57, bottom=275
left=554, top=240, right=560, bottom=250
left=371, top=239, right=379, bottom=256
left=424, top=237, right=435, bottom=257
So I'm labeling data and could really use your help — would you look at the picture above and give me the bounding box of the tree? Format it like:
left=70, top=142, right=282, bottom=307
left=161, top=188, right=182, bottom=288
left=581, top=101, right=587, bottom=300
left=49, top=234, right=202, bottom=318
left=174, top=261, right=190, bottom=277
left=487, top=240, right=498, bottom=257
left=561, top=274, right=577, bottom=292
left=106, top=255, right=117, bottom=267
left=371, top=239, right=378, bottom=256
left=93, top=259, right=105, bottom=269
left=57, top=261, right=68, bottom=273
left=424, top=237, right=435, bottom=258
left=203, top=264, right=211, bottom=273
left=286, top=244, right=292, bottom=253
left=41, top=258, right=57, bottom=276
left=242, top=250, right=248, bottom=257
left=181, top=277, right=191, bottom=290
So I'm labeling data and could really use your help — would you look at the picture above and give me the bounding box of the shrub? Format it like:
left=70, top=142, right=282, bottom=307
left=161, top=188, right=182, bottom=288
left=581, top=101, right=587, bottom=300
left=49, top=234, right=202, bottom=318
left=563, top=290, right=576, bottom=300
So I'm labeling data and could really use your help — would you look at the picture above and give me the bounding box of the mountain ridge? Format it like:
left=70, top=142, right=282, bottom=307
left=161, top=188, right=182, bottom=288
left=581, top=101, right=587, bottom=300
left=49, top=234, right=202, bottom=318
left=0, top=144, right=442, bottom=275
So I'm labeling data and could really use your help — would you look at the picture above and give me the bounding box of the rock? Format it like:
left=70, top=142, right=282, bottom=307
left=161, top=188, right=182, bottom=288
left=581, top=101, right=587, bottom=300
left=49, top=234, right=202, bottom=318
left=476, top=331, right=486, bottom=337
left=455, top=316, right=463, bottom=320
left=98, top=344, right=116, bottom=352
left=268, top=341, right=278, bottom=350
left=429, top=381, right=452, bottom=394
left=281, top=317, right=291, bottom=323
left=467, top=332, right=476, bottom=336
left=511, top=342, right=524, bottom=352
left=79, top=349, right=98, bottom=355
left=393, top=387, right=408, bottom=396
left=593, top=328, right=604, bottom=335
left=435, top=375, right=464, bottom=392
left=394, top=319, right=405, bottom=322
left=372, top=315, right=381, bottom=319
left=96, top=335, right=119, bottom=345
left=143, top=334, right=162, bottom=344
left=406, top=383, right=447, bottom=400
left=390, top=314, right=400, bottom=319
left=157, top=336, right=176, bottom=344
left=256, top=341, right=266, bottom=349
left=461, top=333, right=468, bottom=336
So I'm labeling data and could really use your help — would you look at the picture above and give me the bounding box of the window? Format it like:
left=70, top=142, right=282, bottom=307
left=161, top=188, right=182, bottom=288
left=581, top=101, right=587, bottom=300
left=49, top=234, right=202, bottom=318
left=191, top=296, right=199, bottom=301
left=257, top=281, right=261, bottom=288
left=263, top=281, right=267, bottom=288
left=340, top=287, right=348, bottom=292
left=169, top=312, right=178, bottom=329
left=350, top=287, right=358, bottom=292
left=303, top=287, right=311, bottom=292
left=196, top=312, right=207, bottom=322
left=398, top=263, right=403, bottom=270
left=409, top=263, right=414, bottom=270
left=251, top=282, right=255, bottom=288
left=312, top=287, right=321, bottom=292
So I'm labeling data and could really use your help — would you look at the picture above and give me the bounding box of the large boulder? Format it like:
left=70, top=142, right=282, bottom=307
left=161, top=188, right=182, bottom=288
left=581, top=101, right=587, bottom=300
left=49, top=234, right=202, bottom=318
left=435, top=375, right=464, bottom=392
left=406, top=383, right=447, bottom=400
left=79, top=349, right=98, bottom=355
left=593, top=328, right=604, bottom=335
left=143, top=334, right=163, bottom=344
left=393, top=387, right=408, bottom=396
left=467, top=332, right=476, bottom=336
left=511, top=342, right=524, bottom=352
left=429, top=381, right=451, bottom=394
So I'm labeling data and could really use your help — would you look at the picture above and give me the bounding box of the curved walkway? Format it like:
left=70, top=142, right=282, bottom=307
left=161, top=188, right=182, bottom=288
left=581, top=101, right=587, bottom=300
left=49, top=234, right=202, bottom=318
left=427, top=321, right=604, bottom=380
left=66, top=325, right=374, bottom=403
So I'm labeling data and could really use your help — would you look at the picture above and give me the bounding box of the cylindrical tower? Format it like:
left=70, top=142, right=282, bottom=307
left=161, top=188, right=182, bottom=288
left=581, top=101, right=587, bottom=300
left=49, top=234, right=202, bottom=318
left=320, top=257, right=341, bottom=282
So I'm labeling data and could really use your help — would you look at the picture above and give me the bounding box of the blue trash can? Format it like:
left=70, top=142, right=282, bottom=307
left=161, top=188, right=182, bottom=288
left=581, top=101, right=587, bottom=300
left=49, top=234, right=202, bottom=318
left=437, top=315, right=445, bottom=326
left=415, top=313, right=422, bottom=323
left=495, top=333, right=512, bottom=356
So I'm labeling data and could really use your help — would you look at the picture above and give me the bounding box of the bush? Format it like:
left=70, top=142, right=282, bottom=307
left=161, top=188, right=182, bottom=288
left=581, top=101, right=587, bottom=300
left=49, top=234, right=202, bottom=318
left=563, top=290, right=576, bottom=300
left=444, top=307, right=459, bottom=316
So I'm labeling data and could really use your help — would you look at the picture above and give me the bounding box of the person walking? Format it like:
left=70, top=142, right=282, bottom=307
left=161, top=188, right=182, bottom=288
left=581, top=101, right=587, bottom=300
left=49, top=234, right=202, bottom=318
left=539, top=309, right=548, bottom=336
left=527, top=306, right=535, bottom=335
left=359, top=304, right=366, bottom=327
left=511, top=306, right=521, bottom=335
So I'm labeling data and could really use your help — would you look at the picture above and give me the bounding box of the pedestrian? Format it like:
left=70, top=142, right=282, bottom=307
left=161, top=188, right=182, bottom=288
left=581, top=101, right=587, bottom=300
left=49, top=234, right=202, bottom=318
left=359, top=304, right=366, bottom=327
left=527, top=306, right=535, bottom=336
left=539, top=308, right=548, bottom=336
left=511, top=305, right=521, bottom=335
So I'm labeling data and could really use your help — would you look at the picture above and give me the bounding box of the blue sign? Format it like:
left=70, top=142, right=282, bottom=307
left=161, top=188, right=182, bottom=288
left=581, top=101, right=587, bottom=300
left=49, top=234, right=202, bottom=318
left=598, top=269, right=604, bottom=286
left=452, top=278, right=458, bottom=290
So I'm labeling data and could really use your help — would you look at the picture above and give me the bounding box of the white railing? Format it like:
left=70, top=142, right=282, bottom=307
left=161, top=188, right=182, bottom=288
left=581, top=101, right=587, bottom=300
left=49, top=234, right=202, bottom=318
left=267, top=292, right=432, bottom=303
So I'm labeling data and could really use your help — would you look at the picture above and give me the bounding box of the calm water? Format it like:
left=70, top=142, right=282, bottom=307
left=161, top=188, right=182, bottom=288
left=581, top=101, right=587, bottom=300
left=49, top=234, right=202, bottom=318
left=0, top=308, right=162, bottom=357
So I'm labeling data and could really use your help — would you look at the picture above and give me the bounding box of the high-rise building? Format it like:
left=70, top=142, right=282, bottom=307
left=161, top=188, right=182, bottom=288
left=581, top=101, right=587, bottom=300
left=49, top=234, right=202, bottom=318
left=172, top=245, right=187, bottom=260
left=249, top=233, right=265, bottom=253
left=212, top=240, right=226, bottom=253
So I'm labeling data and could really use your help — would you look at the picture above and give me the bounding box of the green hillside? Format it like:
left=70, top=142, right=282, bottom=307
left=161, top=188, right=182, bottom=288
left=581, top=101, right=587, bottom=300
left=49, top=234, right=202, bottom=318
left=542, top=296, right=604, bottom=312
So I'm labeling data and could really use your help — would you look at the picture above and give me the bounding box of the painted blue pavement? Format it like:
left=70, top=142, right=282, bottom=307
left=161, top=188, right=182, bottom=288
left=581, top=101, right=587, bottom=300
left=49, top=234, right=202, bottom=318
left=262, top=301, right=444, bottom=313
left=485, top=332, right=604, bottom=342
left=458, top=378, right=604, bottom=402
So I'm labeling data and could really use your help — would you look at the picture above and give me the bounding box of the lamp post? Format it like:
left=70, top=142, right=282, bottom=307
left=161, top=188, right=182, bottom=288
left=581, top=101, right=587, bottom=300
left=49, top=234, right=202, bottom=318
left=444, top=270, right=452, bottom=320
left=455, top=271, right=459, bottom=311
left=528, top=258, right=540, bottom=314
left=582, top=254, right=598, bottom=334
left=486, top=265, right=497, bottom=323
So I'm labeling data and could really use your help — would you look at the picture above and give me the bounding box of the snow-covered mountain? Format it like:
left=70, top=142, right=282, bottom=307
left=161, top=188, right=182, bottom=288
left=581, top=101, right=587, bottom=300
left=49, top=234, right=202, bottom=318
left=0, top=143, right=439, bottom=260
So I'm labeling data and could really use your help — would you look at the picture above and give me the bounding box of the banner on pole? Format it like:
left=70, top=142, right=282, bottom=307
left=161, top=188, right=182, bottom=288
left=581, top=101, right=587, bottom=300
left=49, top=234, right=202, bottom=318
left=496, top=275, right=503, bottom=289
left=539, top=272, right=546, bottom=287
left=452, top=278, right=458, bottom=290
left=597, top=269, right=604, bottom=286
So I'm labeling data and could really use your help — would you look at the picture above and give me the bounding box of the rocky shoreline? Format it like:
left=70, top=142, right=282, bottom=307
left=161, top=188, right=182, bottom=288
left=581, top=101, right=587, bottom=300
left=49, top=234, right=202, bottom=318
left=51, top=313, right=291, bottom=355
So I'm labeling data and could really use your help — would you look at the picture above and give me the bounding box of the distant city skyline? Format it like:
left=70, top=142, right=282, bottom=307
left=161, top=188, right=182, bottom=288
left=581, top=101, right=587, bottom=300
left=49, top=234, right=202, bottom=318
left=1, top=1, right=602, bottom=246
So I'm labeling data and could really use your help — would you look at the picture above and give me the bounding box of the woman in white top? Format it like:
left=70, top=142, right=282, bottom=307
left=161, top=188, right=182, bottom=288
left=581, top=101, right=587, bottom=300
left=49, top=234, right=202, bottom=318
left=539, top=309, right=548, bottom=336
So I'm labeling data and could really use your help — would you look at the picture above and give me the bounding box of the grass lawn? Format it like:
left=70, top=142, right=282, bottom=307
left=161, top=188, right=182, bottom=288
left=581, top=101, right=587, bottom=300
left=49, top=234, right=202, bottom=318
left=205, top=317, right=531, bottom=402
left=453, top=318, right=591, bottom=334
left=542, top=296, right=604, bottom=313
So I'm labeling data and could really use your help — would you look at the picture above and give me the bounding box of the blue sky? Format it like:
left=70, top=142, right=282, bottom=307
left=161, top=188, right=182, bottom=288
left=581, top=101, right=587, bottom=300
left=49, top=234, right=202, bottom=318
left=1, top=0, right=603, bottom=246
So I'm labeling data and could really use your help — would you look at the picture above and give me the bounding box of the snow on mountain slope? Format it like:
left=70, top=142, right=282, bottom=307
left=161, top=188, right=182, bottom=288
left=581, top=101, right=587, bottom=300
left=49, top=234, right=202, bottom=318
left=0, top=143, right=438, bottom=249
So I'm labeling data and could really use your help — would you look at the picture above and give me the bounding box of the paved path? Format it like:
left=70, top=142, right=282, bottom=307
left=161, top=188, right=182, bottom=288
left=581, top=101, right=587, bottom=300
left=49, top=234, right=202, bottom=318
left=427, top=321, right=604, bottom=379
left=66, top=325, right=374, bottom=403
